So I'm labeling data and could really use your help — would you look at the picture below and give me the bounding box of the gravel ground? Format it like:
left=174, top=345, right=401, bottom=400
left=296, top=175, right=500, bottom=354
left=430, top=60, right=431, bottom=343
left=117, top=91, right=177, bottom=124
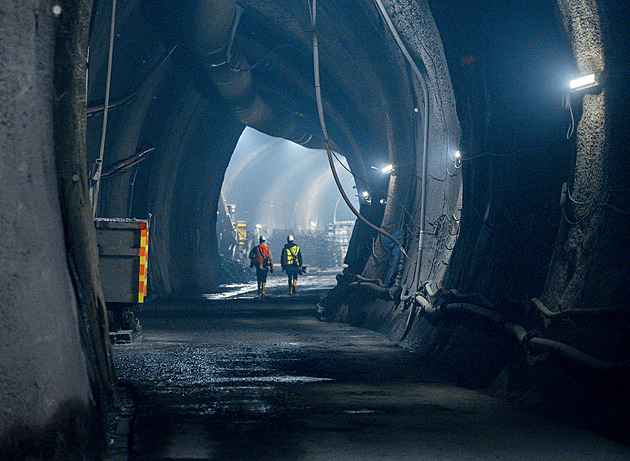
left=112, top=278, right=630, bottom=460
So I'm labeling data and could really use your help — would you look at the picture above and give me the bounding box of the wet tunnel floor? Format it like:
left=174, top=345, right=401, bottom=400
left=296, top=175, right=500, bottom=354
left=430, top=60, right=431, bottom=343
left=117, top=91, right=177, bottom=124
left=113, top=296, right=630, bottom=460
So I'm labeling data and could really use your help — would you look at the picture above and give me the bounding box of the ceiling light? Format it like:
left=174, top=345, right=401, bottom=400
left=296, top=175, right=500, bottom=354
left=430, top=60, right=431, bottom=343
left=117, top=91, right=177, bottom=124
left=454, top=150, right=461, bottom=159
left=362, top=191, right=370, bottom=198
left=381, top=164, right=394, bottom=174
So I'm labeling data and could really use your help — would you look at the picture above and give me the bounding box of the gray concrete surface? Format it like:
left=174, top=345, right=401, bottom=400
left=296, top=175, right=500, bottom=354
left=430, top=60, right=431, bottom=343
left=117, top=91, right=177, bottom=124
left=111, top=281, right=630, bottom=460
left=0, top=0, right=92, bottom=436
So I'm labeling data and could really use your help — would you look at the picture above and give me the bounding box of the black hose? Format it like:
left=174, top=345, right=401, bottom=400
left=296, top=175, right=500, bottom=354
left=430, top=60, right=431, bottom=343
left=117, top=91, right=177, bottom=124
left=349, top=281, right=392, bottom=300
left=356, top=274, right=385, bottom=286
left=532, top=297, right=628, bottom=318
left=507, top=323, right=630, bottom=371
left=101, top=147, right=155, bottom=179
left=441, top=302, right=503, bottom=324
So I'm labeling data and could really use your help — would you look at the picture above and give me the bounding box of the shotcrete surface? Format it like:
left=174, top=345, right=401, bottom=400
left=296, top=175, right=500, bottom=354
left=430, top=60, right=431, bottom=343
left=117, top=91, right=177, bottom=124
left=113, top=277, right=630, bottom=460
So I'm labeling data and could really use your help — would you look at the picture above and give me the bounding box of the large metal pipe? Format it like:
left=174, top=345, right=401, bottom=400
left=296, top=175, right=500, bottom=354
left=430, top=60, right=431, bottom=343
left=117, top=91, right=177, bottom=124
left=189, top=0, right=319, bottom=147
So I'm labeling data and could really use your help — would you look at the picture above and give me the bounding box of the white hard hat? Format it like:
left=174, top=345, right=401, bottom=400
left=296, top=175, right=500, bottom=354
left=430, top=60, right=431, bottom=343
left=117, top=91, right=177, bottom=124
left=287, top=234, right=294, bottom=243
left=259, top=235, right=266, bottom=242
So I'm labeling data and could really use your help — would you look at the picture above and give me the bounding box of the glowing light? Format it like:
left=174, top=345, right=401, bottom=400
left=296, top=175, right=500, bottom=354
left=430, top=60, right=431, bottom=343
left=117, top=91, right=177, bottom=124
left=52, top=3, right=62, bottom=16
left=362, top=191, right=370, bottom=198
left=381, top=164, right=394, bottom=174
left=454, top=150, right=461, bottom=159
left=569, top=74, right=598, bottom=91
left=255, top=224, right=262, bottom=229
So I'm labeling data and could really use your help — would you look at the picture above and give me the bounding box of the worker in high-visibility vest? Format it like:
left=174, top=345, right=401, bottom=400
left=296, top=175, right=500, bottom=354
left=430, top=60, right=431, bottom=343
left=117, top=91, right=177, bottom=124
left=249, top=235, right=273, bottom=296
left=281, top=235, right=303, bottom=295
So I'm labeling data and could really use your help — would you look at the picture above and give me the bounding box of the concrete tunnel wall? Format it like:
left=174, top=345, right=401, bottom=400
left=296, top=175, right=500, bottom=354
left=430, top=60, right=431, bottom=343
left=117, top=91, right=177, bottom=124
left=1, top=0, right=112, bottom=456
left=87, top=0, right=439, bottom=297
left=1, top=0, right=629, bottom=457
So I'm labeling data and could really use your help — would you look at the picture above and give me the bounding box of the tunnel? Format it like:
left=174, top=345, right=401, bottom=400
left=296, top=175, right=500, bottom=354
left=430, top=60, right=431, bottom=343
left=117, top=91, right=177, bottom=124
left=1, top=0, right=630, bottom=458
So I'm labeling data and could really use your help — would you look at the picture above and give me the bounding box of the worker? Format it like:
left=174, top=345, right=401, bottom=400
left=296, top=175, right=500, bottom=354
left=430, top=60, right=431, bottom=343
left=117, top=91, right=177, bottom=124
left=249, top=235, right=273, bottom=296
left=281, top=234, right=303, bottom=295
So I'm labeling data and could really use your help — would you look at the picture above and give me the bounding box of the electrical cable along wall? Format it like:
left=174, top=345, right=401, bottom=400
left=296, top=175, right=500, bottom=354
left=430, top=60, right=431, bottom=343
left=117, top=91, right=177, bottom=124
left=320, top=1, right=630, bottom=426
left=317, top=0, right=462, bottom=320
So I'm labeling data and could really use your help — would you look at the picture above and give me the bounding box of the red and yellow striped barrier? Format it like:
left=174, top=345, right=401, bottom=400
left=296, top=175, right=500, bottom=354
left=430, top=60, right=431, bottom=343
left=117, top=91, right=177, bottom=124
left=138, top=223, right=149, bottom=304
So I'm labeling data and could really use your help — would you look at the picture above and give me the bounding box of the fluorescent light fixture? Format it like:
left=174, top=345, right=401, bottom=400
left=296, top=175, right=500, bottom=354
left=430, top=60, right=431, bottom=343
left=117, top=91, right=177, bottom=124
left=381, top=164, right=394, bottom=174
left=569, top=73, right=599, bottom=91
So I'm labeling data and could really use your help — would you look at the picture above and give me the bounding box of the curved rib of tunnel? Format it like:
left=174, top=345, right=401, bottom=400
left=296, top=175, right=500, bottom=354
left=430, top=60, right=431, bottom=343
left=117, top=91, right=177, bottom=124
left=2, top=0, right=630, bottom=457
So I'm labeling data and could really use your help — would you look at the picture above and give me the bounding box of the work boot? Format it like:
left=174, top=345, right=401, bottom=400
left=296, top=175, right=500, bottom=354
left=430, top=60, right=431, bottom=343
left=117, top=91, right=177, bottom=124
left=261, top=283, right=266, bottom=296
left=293, top=280, right=297, bottom=294
left=288, top=282, right=293, bottom=295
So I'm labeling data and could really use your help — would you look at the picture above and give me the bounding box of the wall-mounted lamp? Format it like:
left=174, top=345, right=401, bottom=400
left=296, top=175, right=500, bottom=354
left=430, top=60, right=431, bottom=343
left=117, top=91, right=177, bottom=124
left=454, top=150, right=462, bottom=168
left=569, top=73, right=600, bottom=92
left=565, top=72, right=603, bottom=139
left=361, top=190, right=372, bottom=205
left=52, top=2, right=63, bottom=16
left=381, top=164, right=394, bottom=175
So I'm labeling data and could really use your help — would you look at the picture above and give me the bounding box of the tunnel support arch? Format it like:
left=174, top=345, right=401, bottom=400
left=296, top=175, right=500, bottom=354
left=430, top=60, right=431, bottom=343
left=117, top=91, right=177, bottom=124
left=543, top=0, right=630, bottom=311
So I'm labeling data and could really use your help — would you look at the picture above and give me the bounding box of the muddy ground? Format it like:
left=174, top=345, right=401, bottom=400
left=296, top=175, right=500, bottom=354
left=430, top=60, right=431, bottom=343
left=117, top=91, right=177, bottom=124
left=110, top=276, right=630, bottom=460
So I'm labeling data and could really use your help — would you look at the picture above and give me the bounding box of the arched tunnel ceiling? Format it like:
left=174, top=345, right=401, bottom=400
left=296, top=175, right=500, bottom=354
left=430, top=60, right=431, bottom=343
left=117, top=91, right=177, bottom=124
left=87, top=0, right=421, bottom=167
left=222, top=127, right=358, bottom=232
left=84, top=0, right=630, bottom=310
left=5, top=0, right=630, bottom=456
left=87, top=0, right=462, bottom=295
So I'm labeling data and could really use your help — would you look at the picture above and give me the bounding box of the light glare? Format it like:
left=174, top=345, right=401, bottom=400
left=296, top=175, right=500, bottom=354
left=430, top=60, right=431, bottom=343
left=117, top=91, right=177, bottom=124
left=569, top=74, right=598, bottom=90
left=381, top=164, right=394, bottom=174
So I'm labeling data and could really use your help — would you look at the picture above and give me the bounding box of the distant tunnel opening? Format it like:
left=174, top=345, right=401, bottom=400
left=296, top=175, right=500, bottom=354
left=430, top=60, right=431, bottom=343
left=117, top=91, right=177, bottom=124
left=219, top=127, right=358, bottom=272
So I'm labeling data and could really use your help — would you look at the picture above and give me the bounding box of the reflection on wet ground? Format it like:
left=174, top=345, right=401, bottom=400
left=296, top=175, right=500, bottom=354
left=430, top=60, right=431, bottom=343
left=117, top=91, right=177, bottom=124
left=202, top=270, right=338, bottom=300
left=113, top=278, right=630, bottom=460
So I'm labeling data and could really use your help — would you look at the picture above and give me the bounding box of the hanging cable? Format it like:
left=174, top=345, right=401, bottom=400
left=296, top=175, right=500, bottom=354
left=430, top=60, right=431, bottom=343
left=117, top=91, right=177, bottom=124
left=372, top=0, right=430, bottom=292
left=326, top=140, right=408, bottom=258
left=91, top=0, right=117, bottom=216
left=311, top=0, right=407, bottom=258
left=566, top=99, right=576, bottom=139
left=87, top=45, right=177, bottom=117
left=567, top=187, right=593, bottom=205
left=330, top=150, right=418, bottom=230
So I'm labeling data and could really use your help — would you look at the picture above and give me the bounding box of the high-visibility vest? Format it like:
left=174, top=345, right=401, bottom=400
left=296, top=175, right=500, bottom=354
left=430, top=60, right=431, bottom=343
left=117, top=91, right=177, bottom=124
left=251, top=244, right=271, bottom=268
left=285, top=245, right=300, bottom=266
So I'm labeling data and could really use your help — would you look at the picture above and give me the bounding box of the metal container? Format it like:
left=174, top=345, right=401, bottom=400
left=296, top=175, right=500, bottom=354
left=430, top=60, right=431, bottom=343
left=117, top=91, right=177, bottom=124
left=94, top=218, right=149, bottom=341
